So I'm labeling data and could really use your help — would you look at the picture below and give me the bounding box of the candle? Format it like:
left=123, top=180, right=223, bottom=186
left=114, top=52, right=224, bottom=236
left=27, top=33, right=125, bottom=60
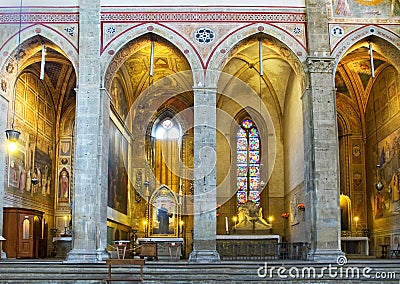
left=64, top=216, right=67, bottom=227
left=225, top=216, right=229, bottom=232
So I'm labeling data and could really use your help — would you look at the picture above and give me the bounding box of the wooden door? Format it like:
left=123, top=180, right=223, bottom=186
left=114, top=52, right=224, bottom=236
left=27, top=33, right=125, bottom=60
left=17, top=214, right=34, bottom=258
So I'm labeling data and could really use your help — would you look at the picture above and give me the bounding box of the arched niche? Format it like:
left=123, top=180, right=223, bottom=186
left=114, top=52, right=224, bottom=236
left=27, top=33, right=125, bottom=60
left=148, top=185, right=180, bottom=237
left=340, top=194, right=352, bottom=233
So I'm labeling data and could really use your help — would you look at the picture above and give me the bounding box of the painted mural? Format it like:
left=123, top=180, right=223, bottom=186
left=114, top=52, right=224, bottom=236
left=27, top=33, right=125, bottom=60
left=375, top=128, right=400, bottom=218
left=108, top=121, right=129, bottom=215
left=333, top=0, right=400, bottom=17
left=7, top=144, right=53, bottom=205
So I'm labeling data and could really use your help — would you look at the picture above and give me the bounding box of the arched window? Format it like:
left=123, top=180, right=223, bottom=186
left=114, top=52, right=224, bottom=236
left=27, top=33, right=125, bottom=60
left=236, top=118, right=261, bottom=207
left=151, top=116, right=181, bottom=192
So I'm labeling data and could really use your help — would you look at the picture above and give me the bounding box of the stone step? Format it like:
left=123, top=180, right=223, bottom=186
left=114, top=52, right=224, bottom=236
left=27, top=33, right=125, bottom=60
left=0, top=259, right=399, bottom=283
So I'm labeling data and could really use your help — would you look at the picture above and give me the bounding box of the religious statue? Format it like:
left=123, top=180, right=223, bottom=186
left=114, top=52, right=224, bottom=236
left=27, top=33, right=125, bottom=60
left=236, top=201, right=272, bottom=233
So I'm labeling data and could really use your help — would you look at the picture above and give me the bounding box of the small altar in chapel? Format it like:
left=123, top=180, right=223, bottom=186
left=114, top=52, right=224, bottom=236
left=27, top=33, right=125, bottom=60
left=52, top=236, right=72, bottom=258
left=137, top=237, right=184, bottom=260
left=216, top=235, right=280, bottom=260
left=341, top=236, right=369, bottom=256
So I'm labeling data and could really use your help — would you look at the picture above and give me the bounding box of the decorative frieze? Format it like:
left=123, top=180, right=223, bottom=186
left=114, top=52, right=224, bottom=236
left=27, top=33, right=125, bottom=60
left=306, top=57, right=335, bottom=73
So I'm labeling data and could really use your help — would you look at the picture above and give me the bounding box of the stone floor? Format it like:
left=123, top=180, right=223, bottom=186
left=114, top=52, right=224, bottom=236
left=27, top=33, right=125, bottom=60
left=0, top=258, right=399, bottom=283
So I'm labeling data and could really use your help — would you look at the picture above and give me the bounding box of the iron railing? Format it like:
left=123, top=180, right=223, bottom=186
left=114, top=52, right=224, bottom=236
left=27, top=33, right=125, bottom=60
left=216, top=241, right=310, bottom=261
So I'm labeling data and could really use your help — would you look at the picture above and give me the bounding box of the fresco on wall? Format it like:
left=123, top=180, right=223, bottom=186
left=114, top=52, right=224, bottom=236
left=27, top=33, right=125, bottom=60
left=8, top=147, right=25, bottom=190
left=290, top=192, right=300, bottom=226
left=333, top=0, right=400, bottom=17
left=60, top=140, right=71, bottom=156
left=375, top=128, right=400, bottom=218
left=108, top=121, right=128, bottom=215
left=34, top=147, right=53, bottom=196
left=7, top=145, right=53, bottom=204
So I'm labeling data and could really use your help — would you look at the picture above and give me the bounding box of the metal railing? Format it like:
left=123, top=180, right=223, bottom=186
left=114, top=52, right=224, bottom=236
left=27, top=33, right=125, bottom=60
left=216, top=241, right=310, bottom=261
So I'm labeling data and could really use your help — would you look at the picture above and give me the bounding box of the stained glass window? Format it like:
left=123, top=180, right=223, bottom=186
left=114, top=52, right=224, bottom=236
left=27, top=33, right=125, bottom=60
left=236, top=118, right=261, bottom=207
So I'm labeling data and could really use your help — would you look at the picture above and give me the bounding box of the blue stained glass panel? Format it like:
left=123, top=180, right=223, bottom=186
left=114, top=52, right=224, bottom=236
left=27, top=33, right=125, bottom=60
left=237, top=137, right=247, bottom=151
left=237, top=128, right=246, bottom=137
left=237, top=177, right=247, bottom=190
left=237, top=165, right=247, bottom=176
left=249, top=138, right=259, bottom=150
left=237, top=151, right=247, bottom=163
left=237, top=190, right=247, bottom=204
left=249, top=128, right=259, bottom=137
left=249, top=165, right=259, bottom=177
left=249, top=151, right=259, bottom=163
left=250, top=176, right=260, bottom=190
left=249, top=190, right=260, bottom=204
left=242, top=119, right=253, bottom=129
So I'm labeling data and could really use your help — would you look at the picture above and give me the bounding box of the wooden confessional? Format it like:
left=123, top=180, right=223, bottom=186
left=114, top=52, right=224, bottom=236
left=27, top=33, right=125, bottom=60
left=3, top=208, right=47, bottom=258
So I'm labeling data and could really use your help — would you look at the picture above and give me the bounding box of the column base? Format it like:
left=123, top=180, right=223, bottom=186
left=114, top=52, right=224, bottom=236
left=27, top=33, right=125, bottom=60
left=64, top=248, right=109, bottom=263
left=0, top=250, right=6, bottom=259
left=308, top=249, right=345, bottom=263
left=188, top=250, right=221, bottom=263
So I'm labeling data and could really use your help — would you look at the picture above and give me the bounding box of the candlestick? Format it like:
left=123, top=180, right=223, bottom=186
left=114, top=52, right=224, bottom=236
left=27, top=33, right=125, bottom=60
left=225, top=216, right=229, bottom=233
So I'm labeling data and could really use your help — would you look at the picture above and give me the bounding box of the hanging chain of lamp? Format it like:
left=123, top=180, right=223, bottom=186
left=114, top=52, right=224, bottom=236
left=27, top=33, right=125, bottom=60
left=5, top=0, right=24, bottom=150
left=369, top=41, right=384, bottom=193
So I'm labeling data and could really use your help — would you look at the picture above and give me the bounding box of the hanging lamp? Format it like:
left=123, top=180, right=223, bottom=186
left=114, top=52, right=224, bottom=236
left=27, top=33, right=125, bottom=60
left=5, top=0, right=23, bottom=149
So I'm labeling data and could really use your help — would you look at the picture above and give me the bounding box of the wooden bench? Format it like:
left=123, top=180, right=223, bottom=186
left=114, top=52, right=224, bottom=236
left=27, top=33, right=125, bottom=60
left=104, top=259, right=145, bottom=283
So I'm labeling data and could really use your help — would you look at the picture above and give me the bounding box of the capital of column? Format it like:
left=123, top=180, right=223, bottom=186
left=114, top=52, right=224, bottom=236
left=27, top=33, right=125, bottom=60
left=306, top=57, right=335, bottom=73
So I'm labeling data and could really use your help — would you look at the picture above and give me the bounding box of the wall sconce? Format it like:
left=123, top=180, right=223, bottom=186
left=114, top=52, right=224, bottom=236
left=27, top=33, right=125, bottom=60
left=297, top=203, right=305, bottom=211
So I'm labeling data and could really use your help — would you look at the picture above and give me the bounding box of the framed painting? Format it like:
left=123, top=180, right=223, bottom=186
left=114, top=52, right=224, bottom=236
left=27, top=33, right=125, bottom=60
left=149, top=186, right=178, bottom=236
left=108, top=121, right=128, bottom=215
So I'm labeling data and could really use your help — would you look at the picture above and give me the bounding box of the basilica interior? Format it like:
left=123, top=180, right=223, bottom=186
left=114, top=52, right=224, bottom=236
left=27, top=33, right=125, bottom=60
left=0, top=1, right=399, bottom=262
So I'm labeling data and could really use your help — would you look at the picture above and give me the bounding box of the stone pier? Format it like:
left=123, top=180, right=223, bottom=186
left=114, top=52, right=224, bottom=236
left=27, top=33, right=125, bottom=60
left=65, top=0, right=109, bottom=262
left=303, top=0, right=343, bottom=262
left=189, top=86, right=220, bottom=263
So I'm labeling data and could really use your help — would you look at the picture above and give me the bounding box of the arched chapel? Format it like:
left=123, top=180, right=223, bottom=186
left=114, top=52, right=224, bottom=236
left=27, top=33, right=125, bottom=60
left=0, top=0, right=399, bottom=263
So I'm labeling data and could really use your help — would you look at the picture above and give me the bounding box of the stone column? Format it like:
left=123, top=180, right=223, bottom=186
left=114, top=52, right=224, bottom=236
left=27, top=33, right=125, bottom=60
left=65, top=0, right=109, bottom=262
left=0, top=96, right=8, bottom=259
left=303, top=58, right=343, bottom=261
left=303, top=0, right=343, bottom=262
left=188, top=87, right=220, bottom=263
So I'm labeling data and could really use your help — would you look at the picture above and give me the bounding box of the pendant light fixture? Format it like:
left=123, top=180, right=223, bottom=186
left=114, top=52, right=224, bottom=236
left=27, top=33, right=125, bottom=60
left=369, top=41, right=375, bottom=79
left=370, top=47, right=383, bottom=193
left=5, top=0, right=23, bottom=150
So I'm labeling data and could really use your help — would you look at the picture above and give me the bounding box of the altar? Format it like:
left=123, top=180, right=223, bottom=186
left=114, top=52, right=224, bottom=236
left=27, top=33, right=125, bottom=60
left=52, top=236, right=72, bottom=258
left=341, top=236, right=369, bottom=256
left=137, top=237, right=183, bottom=260
left=216, top=235, right=280, bottom=260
